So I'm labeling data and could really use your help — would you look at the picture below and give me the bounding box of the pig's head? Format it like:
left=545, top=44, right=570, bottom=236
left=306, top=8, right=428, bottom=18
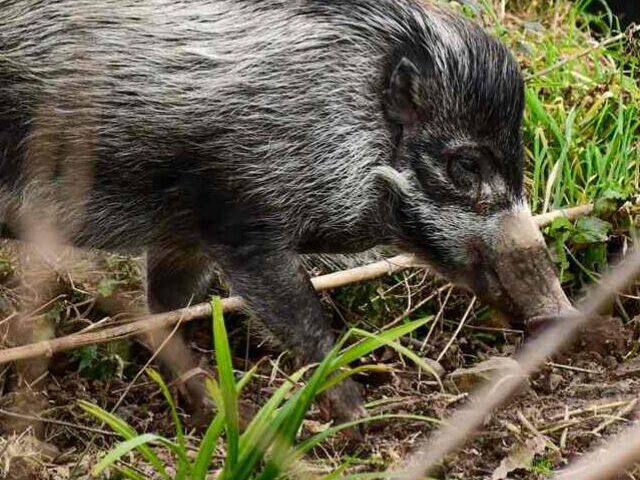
left=380, top=14, right=574, bottom=329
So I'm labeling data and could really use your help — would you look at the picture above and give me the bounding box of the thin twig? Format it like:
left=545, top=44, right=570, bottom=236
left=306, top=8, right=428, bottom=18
left=547, top=362, right=601, bottom=374
left=548, top=399, right=636, bottom=422
left=517, top=410, right=560, bottom=452
left=591, top=399, right=638, bottom=436
left=436, top=297, right=476, bottom=363
left=421, top=285, right=453, bottom=352
left=560, top=406, right=569, bottom=449
left=0, top=408, right=117, bottom=437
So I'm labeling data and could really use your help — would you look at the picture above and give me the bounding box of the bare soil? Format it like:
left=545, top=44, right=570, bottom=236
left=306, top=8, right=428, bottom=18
left=1, top=241, right=640, bottom=479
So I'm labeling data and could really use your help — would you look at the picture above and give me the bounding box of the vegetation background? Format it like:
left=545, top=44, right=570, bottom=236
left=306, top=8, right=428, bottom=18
left=0, top=0, right=638, bottom=478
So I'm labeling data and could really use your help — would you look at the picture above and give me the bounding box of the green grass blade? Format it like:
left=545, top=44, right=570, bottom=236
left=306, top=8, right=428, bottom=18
left=211, top=296, right=240, bottom=472
left=92, top=433, right=166, bottom=477
left=234, top=368, right=308, bottom=479
left=79, top=400, right=137, bottom=438
left=331, top=317, right=432, bottom=370
left=79, top=400, right=170, bottom=480
left=345, top=328, right=442, bottom=389
left=192, top=412, right=226, bottom=480
left=525, top=88, right=564, bottom=145
left=146, top=368, right=190, bottom=479
left=113, top=465, right=148, bottom=480
left=239, top=367, right=307, bottom=449
left=237, top=359, right=262, bottom=393
left=296, top=414, right=441, bottom=456
left=255, top=349, right=339, bottom=479
left=318, top=364, right=392, bottom=393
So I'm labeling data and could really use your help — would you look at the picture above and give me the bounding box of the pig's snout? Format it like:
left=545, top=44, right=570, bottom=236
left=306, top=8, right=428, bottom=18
left=468, top=209, right=575, bottom=330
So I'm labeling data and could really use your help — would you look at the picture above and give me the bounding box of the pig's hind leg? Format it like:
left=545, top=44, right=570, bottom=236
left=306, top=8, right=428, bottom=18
left=145, top=243, right=218, bottom=427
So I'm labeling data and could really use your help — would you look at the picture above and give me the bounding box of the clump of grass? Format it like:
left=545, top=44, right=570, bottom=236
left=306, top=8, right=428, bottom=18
left=502, top=0, right=638, bottom=211
left=449, top=0, right=639, bottom=211
left=80, top=297, right=440, bottom=479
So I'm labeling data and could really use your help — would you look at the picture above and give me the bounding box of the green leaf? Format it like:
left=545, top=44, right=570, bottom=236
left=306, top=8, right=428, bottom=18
left=78, top=401, right=171, bottom=480
left=192, top=413, right=226, bottom=480
left=146, top=369, right=190, bottom=479
left=113, top=465, right=147, bottom=480
left=347, top=328, right=442, bottom=390
left=318, top=364, right=392, bottom=393
left=571, top=216, right=612, bottom=245
left=326, top=318, right=440, bottom=392
left=594, top=188, right=626, bottom=217
left=548, top=216, right=574, bottom=234
left=331, top=317, right=433, bottom=371
left=234, top=368, right=309, bottom=480
left=211, top=296, right=240, bottom=473
left=97, top=279, right=121, bottom=298
left=297, top=413, right=441, bottom=456
left=76, top=346, right=99, bottom=372
left=580, top=243, right=608, bottom=274
left=236, top=360, right=261, bottom=393
left=45, top=302, right=65, bottom=323
left=255, top=349, right=338, bottom=480
left=92, top=433, right=164, bottom=476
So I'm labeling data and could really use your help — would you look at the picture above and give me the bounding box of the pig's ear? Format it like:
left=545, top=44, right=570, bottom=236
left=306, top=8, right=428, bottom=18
left=385, top=57, right=422, bottom=126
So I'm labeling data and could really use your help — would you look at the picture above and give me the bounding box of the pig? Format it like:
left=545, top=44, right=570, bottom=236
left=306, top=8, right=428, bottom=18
left=0, top=0, right=573, bottom=427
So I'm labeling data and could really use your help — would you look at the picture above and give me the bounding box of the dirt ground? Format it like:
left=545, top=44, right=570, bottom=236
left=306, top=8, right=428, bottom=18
left=1, top=238, right=640, bottom=479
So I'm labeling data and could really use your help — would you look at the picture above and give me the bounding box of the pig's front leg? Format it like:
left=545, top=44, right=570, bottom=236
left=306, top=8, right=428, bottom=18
left=216, top=244, right=366, bottom=432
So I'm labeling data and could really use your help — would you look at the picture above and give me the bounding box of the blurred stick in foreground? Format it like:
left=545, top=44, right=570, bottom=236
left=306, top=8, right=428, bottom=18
left=0, top=204, right=592, bottom=366
left=395, top=247, right=640, bottom=480
left=554, top=421, right=640, bottom=479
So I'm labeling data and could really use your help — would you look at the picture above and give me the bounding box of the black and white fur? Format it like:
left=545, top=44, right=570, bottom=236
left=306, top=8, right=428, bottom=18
left=0, top=0, right=526, bottom=420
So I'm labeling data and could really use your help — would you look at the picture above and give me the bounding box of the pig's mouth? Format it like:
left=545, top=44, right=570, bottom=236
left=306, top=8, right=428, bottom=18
left=464, top=209, right=577, bottom=333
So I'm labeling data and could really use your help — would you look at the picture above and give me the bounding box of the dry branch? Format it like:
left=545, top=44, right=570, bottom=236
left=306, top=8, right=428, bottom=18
left=0, top=204, right=592, bottom=366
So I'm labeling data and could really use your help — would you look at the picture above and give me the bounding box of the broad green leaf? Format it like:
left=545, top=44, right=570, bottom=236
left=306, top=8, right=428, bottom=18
left=548, top=216, right=573, bottom=234
left=571, top=216, right=612, bottom=245
left=594, top=187, right=626, bottom=217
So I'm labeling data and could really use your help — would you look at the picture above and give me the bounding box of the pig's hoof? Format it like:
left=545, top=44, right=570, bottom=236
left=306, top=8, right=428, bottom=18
left=524, top=315, right=555, bottom=335
left=318, top=378, right=367, bottom=442
left=179, top=369, right=255, bottom=431
left=524, top=309, right=580, bottom=335
left=178, top=369, right=217, bottom=431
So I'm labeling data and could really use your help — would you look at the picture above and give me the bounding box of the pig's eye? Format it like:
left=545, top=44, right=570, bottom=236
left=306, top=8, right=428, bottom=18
left=457, top=157, right=480, bottom=174
left=446, top=155, right=481, bottom=190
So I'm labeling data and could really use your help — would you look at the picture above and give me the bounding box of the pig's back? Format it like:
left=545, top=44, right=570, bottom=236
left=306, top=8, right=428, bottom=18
left=0, top=0, right=425, bottom=249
